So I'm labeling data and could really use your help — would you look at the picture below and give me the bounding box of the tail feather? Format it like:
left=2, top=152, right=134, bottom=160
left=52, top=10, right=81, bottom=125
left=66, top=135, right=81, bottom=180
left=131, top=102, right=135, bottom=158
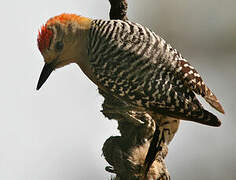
left=192, top=109, right=221, bottom=127
left=144, top=127, right=161, bottom=177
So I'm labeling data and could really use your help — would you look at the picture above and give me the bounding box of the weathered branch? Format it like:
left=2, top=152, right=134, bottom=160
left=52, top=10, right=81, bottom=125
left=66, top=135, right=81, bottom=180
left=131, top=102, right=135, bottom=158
left=100, top=1, right=171, bottom=179
left=108, top=0, right=128, bottom=21
left=100, top=86, right=170, bottom=180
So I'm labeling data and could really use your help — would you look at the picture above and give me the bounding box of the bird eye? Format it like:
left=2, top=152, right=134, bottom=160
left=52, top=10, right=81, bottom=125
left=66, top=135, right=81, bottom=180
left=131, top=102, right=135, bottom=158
left=55, top=41, right=64, bottom=52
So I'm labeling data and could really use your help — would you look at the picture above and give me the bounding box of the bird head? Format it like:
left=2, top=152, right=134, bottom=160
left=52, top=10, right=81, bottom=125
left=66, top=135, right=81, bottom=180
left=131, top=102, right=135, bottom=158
left=36, top=13, right=92, bottom=90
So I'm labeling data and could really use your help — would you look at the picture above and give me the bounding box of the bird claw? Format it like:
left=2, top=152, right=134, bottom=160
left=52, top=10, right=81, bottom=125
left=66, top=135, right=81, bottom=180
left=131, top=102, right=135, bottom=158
left=105, top=166, right=116, bottom=174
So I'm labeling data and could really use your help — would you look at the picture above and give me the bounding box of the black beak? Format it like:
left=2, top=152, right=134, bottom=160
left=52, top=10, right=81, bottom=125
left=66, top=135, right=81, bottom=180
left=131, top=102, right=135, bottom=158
left=36, top=62, right=55, bottom=90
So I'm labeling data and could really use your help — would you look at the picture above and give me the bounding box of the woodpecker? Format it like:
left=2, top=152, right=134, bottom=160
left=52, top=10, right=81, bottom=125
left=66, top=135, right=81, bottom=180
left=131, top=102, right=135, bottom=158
left=36, top=13, right=224, bottom=175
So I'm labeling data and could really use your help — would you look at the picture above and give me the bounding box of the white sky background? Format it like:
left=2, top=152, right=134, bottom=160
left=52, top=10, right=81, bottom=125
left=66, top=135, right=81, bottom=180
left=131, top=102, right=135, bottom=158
left=0, top=0, right=235, bottom=179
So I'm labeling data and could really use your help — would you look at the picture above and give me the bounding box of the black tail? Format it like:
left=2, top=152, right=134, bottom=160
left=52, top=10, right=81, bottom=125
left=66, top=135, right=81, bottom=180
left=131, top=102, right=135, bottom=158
left=144, top=126, right=162, bottom=177
left=191, top=109, right=221, bottom=127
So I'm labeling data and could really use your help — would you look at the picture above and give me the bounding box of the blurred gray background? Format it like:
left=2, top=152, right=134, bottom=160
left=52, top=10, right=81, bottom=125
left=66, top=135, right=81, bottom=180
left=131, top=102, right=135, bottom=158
left=0, top=0, right=235, bottom=179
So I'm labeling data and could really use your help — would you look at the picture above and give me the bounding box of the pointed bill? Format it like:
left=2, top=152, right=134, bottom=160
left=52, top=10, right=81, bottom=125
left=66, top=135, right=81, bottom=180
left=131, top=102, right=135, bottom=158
left=36, top=62, right=55, bottom=90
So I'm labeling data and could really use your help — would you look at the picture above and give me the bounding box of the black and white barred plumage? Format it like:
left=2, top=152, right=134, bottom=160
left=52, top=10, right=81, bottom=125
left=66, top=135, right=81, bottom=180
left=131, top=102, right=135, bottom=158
left=88, top=19, right=224, bottom=127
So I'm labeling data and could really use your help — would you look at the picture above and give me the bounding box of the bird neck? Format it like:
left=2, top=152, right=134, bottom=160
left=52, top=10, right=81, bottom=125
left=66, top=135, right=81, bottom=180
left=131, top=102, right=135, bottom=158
left=73, top=26, right=98, bottom=85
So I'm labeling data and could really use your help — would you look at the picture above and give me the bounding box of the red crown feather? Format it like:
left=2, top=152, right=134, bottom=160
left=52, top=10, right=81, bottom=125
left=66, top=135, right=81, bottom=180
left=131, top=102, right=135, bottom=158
left=37, top=14, right=87, bottom=53
left=37, top=24, right=53, bottom=53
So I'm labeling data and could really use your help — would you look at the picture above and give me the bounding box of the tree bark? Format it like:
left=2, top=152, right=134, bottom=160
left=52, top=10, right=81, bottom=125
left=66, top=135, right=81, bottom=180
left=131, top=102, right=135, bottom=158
left=100, top=87, right=170, bottom=179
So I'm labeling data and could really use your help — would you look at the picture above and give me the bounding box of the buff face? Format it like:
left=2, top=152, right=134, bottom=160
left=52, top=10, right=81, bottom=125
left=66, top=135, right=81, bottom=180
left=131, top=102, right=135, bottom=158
left=37, top=14, right=92, bottom=90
